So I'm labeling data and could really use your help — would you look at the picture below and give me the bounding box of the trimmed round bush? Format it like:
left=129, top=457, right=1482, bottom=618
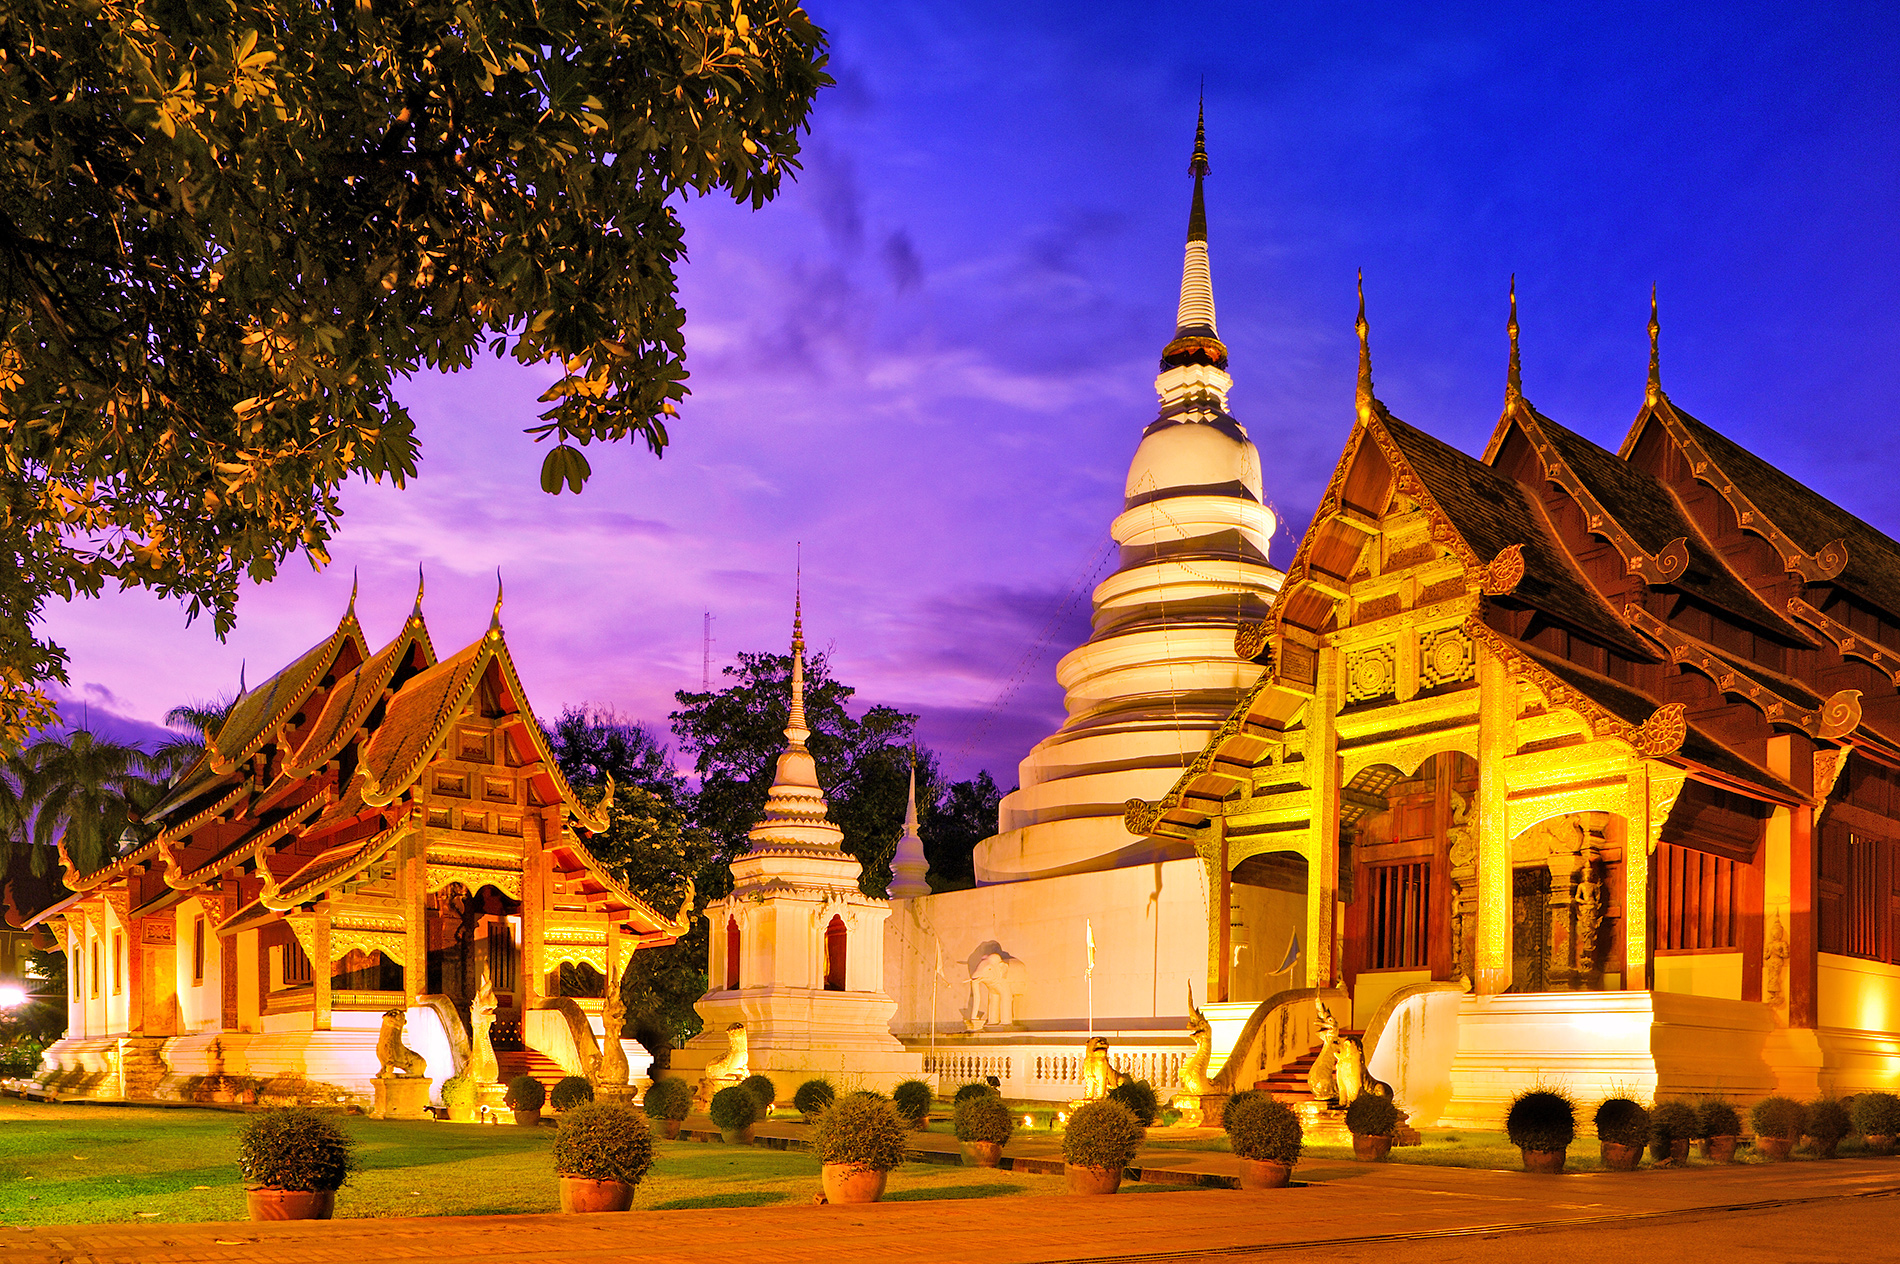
left=551, top=1076, right=595, bottom=1112
left=792, top=1078, right=836, bottom=1117
left=1345, top=1092, right=1402, bottom=1139
left=504, top=1075, right=546, bottom=1111
left=552, top=1101, right=655, bottom=1185
left=1106, top=1079, right=1159, bottom=1128
left=441, top=1074, right=477, bottom=1116
left=954, top=1082, right=998, bottom=1103
left=1751, top=1095, right=1807, bottom=1141
left=1224, top=1094, right=1302, bottom=1164
left=954, top=1092, right=1015, bottom=1144
left=710, top=1084, right=762, bottom=1131
left=237, top=1108, right=359, bottom=1192
left=1063, top=1099, right=1145, bottom=1170
left=1697, top=1098, right=1743, bottom=1140
left=1649, top=1099, right=1697, bottom=1158
left=1593, top=1098, right=1650, bottom=1149
left=740, top=1074, right=777, bottom=1111
left=1505, top=1088, right=1576, bottom=1153
left=1806, top=1096, right=1852, bottom=1145
left=1853, top=1091, right=1900, bottom=1136
left=892, top=1079, right=934, bottom=1125
left=810, top=1093, right=910, bottom=1172
left=1218, top=1089, right=1263, bottom=1130
left=642, top=1076, right=695, bottom=1122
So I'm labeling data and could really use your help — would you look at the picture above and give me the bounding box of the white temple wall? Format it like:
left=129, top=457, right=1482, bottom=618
left=885, top=858, right=1211, bottom=1036
left=1653, top=951, right=1744, bottom=1001
left=1818, top=953, right=1900, bottom=1034
left=236, top=930, right=261, bottom=1033
left=174, top=897, right=221, bottom=1034
left=1366, top=988, right=1462, bottom=1128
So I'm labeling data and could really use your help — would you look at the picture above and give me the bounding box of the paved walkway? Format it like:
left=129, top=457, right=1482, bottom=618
left=7, top=1153, right=1896, bottom=1264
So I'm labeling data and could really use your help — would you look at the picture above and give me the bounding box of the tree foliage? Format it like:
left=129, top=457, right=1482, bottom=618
left=0, top=0, right=831, bottom=744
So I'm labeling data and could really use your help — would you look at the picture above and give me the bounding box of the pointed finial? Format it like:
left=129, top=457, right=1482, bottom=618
left=347, top=568, right=358, bottom=617
left=1505, top=275, right=1523, bottom=406
left=488, top=569, right=503, bottom=636
left=237, top=659, right=247, bottom=696
left=786, top=555, right=808, bottom=742
left=1354, top=270, right=1374, bottom=423
left=1190, top=96, right=1209, bottom=178
left=904, top=750, right=920, bottom=834
left=1646, top=285, right=1662, bottom=406
left=411, top=564, right=425, bottom=621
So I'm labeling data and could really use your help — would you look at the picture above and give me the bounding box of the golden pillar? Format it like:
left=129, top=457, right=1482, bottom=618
left=1304, top=645, right=1342, bottom=989
left=403, top=839, right=428, bottom=1006
left=519, top=823, right=544, bottom=1013
left=1474, top=645, right=1513, bottom=995
left=313, top=899, right=333, bottom=1030
left=1623, top=765, right=1651, bottom=992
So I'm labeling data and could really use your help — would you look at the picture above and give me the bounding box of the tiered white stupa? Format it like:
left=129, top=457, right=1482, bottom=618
left=977, top=108, right=1284, bottom=882
left=684, top=598, right=921, bottom=1094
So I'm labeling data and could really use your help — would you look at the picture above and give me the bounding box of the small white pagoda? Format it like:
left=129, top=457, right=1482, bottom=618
left=681, top=597, right=922, bottom=1096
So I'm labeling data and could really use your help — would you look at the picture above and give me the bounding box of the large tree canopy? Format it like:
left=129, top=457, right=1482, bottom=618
left=0, top=0, right=830, bottom=746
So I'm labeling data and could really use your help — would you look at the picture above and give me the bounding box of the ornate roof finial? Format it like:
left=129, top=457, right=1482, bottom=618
left=488, top=569, right=504, bottom=637
left=237, top=659, right=247, bottom=697
left=1354, top=270, right=1375, bottom=424
left=1646, top=285, right=1662, bottom=406
left=1161, top=103, right=1224, bottom=378
left=1505, top=274, right=1523, bottom=406
left=347, top=569, right=358, bottom=617
left=788, top=556, right=807, bottom=742
left=411, top=564, right=425, bottom=622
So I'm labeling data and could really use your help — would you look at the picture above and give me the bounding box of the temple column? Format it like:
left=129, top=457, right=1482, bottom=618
left=1215, top=818, right=1232, bottom=1003
left=1474, top=645, right=1513, bottom=994
left=1623, top=766, right=1652, bottom=991
left=1304, top=645, right=1342, bottom=989
left=219, top=878, right=241, bottom=1030
left=403, top=840, right=427, bottom=1007
left=313, top=900, right=333, bottom=1031
left=520, top=823, right=545, bottom=1013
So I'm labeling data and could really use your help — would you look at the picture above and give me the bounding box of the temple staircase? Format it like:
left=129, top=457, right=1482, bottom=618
left=494, top=1049, right=566, bottom=1095
left=1251, top=1031, right=1420, bottom=1146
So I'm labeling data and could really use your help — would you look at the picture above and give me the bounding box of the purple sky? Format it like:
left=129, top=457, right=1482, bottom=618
left=43, top=1, right=1900, bottom=785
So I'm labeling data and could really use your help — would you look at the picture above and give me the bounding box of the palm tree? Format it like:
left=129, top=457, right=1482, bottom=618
left=150, top=695, right=237, bottom=780
left=21, top=729, right=165, bottom=875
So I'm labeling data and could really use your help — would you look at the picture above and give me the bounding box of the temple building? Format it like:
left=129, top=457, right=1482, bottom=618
left=1124, top=286, right=1900, bottom=1123
left=25, top=583, right=688, bottom=1106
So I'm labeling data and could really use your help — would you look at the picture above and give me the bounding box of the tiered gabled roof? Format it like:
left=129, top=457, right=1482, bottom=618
left=1131, top=288, right=1900, bottom=840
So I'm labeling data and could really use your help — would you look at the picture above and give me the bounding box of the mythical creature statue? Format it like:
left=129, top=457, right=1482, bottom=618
left=595, top=984, right=630, bottom=1087
left=1079, top=1036, right=1129, bottom=1101
left=695, top=1022, right=749, bottom=1109
left=1306, top=1002, right=1340, bottom=1102
left=470, top=970, right=499, bottom=1086
left=1330, top=1034, right=1393, bottom=1108
left=376, top=1009, right=427, bottom=1078
left=965, top=951, right=1029, bottom=1031
left=1179, top=984, right=1213, bottom=1098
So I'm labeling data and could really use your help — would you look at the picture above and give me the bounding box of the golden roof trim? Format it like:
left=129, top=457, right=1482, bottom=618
left=1464, top=618, right=1687, bottom=757
left=1625, top=604, right=1861, bottom=741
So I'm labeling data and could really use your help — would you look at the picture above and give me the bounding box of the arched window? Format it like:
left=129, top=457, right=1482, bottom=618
left=823, top=915, right=847, bottom=992
left=725, top=916, right=741, bottom=991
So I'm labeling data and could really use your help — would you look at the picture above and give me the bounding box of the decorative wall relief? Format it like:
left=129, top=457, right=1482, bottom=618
left=1345, top=643, right=1398, bottom=704
left=965, top=950, right=1029, bottom=1030
left=1764, top=913, right=1790, bottom=1009
left=1446, top=793, right=1477, bottom=984
left=1420, top=628, right=1477, bottom=689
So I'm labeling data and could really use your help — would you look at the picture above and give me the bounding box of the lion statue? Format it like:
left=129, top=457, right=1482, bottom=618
left=695, top=1022, right=748, bottom=1110
left=376, top=1009, right=427, bottom=1079
left=1079, top=1036, right=1129, bottom=1101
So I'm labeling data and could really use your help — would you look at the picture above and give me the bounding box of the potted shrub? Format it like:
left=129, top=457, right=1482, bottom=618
left=1649, top=1099, right=1697, bottom=1164
left=1593, top=1098, right=1649, bottom=1171
left=551, top=1076, right=595, bottom=1113
left=441, top=1074, right=477, bottom=1124
left=1505, top=1088, right=1575, bottom=1173
left=711, top=1084, right=762, bottom=1144
left=892, top=1079, right=934, bottom=1130
left=740, top=1073, right=777, bottom=1115
left=1806, top=1096, right=1851, bottom=1159
left=1063, top=1099, right=1145, bottom=1194
left=1750, top=1096, right=1806, bottom=1161
left=810, top=1092, right=909, bottom=1203
left=552, top=1101, right=655, bottom=1213
left=236, top=1108, right=358, bottom=1221
left=793, top=1078, right=836, bottom=1123
left=643, top=1076, right=694, bottom=1140
left=505, top=1075, right=547, bottom=1126
left=1107, top=1079, right=1160, bottom=1127
left=1853, top=1091, right=1900, bottom=1155
left=954, top=1091, right=1015, bottom=1167
left=1697, top=1099, right=1743, bottom=1163
left=1224, top=1093, right=1302, bottom=1189
left=1345, top=1093, right=1401, bottom=1162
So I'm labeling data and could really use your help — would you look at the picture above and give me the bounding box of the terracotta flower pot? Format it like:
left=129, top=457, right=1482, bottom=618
left=1352, top=1134, right=1392, bottom=1162
left=1520, top=1147, right=1567, bottom=1174
left=1702, top=1135, right=1739, bottom=1164
left=913, top=1117, right=929, bottom=1131
left=1601, top=1142, right=1643, bottom=1171
left=1863, top=1134, right=1895, bottom=1156
left=512, top=1108, right=542, bottom=1127
left=1236, top=1158, right=1293, bottom=1189
left=961, top=1140, right=1003, bottom=1168
left=1065, top=1163, right=1123, bottom=1195
left=1669, top=1138, right=1690, bottom=1164
left=246, top=1188, right=336, bottom=1221
left=660, top=1118, right=683, bottom=1140
left=1757, top=1136, right=1795, bottom=1162
left=821, top=1164, right=889, bottom=1204
left=721, top=1124, right=755, bottom=1145
left=1809, top=1136, right=1841, bottom=1160
left=558, top=1176, right=635, bottom=1213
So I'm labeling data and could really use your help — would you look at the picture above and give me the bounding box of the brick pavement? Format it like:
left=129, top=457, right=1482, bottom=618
left=5, top=1155, right=1896, bottom=1264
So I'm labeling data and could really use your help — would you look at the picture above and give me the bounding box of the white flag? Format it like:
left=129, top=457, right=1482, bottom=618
left=1086, top=919, right=1096, bottom=976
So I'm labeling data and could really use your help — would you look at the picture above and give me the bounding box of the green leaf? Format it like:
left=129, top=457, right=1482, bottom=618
left=540, top=443, right=592, bottom=494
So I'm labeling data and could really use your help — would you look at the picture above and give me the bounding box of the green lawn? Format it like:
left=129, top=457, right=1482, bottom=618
left=0, top=1102, right=1150, bottom=1226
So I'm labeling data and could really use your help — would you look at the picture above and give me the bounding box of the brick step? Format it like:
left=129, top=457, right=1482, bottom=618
left=494, top=1050, right=566, bottom=1093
